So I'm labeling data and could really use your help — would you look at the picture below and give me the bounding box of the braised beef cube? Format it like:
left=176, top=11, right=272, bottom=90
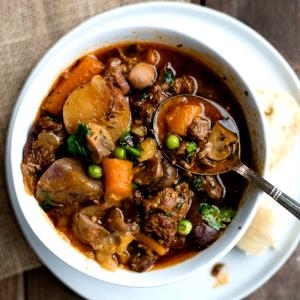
left=188, top=116, right=211, bottom=141
left=144, top=212, right=177, bottom=243
left=202, top=175, right=225, bottom=201
left=21, top=117, right=66, bottom=193
left=173, top=75, right=197, bottom=95
left=133, top=156, right=163, bottom=186
left=129, top=250, right=158, bottom=272
left=152, top=158, right=179, bottom=190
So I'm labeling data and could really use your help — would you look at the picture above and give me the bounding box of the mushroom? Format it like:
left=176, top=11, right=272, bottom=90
left=73, top=205, right=135, bottom=271
left=128, top=62, right=157, bottom=90
left=145, top=49, right=160, bottom=65
left=206, top=122, right=238, bottom=161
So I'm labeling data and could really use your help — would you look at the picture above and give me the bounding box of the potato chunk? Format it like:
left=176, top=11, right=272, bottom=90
left=43, top=55, right=104, bottom=115
left=63, top=75, right=131, bottom=141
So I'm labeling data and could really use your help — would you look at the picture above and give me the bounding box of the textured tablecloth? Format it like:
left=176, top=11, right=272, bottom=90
left=0, top=0, right=190, bottom=281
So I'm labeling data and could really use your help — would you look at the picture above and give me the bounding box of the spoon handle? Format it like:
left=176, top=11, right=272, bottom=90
left=234, top=162, right=300, bottom=220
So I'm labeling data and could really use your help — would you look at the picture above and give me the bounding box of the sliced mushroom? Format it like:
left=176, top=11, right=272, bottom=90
left=128, top=62, right=157, bottom=90
left=207, top=122, right=238, bottom=161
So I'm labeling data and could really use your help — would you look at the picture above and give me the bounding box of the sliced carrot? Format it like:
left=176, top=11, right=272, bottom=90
left=166, top=104, right=201, bottom=136
left=43, top=55, right=104, bottom=115
left=103, top=158, right=133, bottom=202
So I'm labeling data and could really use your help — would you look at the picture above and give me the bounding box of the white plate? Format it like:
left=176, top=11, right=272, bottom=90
left=7, top=2, right=300, bottom=299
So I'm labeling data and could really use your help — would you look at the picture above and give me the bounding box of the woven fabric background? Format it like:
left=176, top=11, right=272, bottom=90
left=0, top=0, right=190, bottom=280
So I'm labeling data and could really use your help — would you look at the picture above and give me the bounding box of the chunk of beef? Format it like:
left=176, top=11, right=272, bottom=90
left=86, top=122, right=115, bottom=163
left=175, top=182, right=193, bottom=218
left=149, top=84, right=169, bottom=104
left=145, top=212, right=177, bottom=243
left=170, top=235, right=186, bottom=250
left=173, top=75, right=198, bottom=95
left=152, top=158, right=179, bottom=189
left=131, top=189, right=143, bottom=206
left=188, top=116, right=211, bottom=141
left=105, top=57, right=130, bottom=95
left=144, top=187, right=177, bottom=214
left=21, top=117, right=66, bottom=193
left=133, top=156, right=163, bottom=186
left=129, top=249, right=158, bottom=272
left=202, top=175, right=225, bottom=201
left=36, top=158, right=103, bottom=205
left=144, top=183, right=192, bottom=244
left=187, top=200, right=219, bottom=248
left=144, top=183, right=192, bottom=217
left=134, top=100, right=156, bottom=125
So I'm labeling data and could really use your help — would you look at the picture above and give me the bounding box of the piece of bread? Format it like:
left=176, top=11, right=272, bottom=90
left=256, top=89, right=300, bottom=170
left=237, top=90, right=300, bottom=255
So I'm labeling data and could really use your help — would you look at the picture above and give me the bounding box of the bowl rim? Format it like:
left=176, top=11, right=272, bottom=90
left=5, top=4, right=269, bottom=288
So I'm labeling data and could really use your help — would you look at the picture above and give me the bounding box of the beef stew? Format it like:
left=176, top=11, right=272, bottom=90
left=21, top=43, right=252, bottom=272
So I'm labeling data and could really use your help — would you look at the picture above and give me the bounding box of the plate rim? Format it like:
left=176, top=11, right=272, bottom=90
left=5, top=1, right=300, bottom=299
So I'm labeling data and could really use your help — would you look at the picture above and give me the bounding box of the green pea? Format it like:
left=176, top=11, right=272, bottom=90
left=177, top=219, right=193, bottom=235
left=88, top=164, right=103, bottom=179
left=166, top=134, right=180, bottom=150
left=114, top=146, right=127, bottom=159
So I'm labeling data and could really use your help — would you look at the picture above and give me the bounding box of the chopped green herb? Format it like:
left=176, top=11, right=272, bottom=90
left=67, top=123, right=91, bottom=159
left=40, top=191, right=54, bottom=212
left=163, top=68, right=174, bottom=86
left=132, top=182, right=139, bottom=189
left=185, top=142, right=197, bottom=161
left=198, top=203, right=236, bottom=230
left=165, top=212, right=172, bottom=217
left=141, top=92, right=149, bottom=100
left=192, top=176, right=203, bottom=192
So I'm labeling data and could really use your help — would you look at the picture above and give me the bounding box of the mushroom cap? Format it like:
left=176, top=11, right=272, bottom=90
left=207, top=122, right=238, bottom=161
left=127, top=62, right=157, bottom=90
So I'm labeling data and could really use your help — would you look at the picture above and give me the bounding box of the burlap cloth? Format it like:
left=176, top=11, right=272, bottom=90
left=0, top=0, right=190, bottom=280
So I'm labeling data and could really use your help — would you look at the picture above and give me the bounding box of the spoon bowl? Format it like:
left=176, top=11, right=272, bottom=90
left=153, top=95, right=300, bottom=220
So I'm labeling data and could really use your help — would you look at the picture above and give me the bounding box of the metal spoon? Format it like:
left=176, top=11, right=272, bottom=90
left=153, top=95, right=300, bottom=220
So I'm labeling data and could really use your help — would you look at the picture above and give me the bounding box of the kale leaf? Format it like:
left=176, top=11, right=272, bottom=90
left=67, top=123, right=91, bottom=159
left=163, top=68, right=174, bottom=86
left=40, top=191, right=54, bottom=212
left=198, top=203, right=236, bottom=230
left=192, top=176, right=203, bottom=192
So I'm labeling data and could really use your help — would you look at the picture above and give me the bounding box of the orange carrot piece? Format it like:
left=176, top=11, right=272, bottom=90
left=103, top=158, right=133, bottom=202
left=166, top=104, right=201, bottom=136
left=43, top=55, right=104, bottom=115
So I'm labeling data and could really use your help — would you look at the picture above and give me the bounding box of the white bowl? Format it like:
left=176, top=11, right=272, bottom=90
left=5, top=4, right=268, bottom=288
